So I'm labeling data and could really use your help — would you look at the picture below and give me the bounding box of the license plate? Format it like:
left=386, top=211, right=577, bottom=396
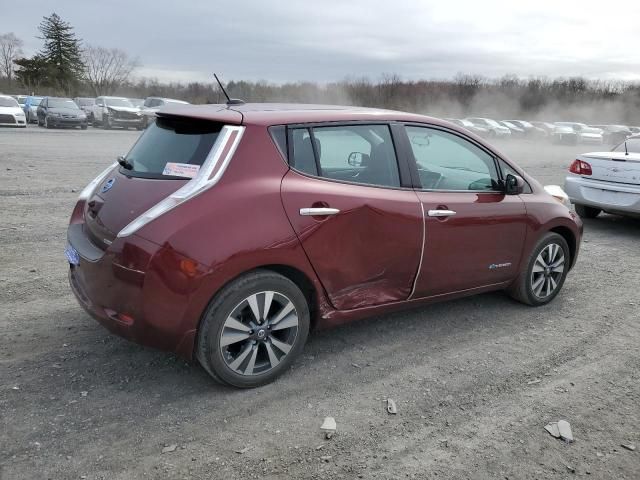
left=64, top=244, right=80, bottom=266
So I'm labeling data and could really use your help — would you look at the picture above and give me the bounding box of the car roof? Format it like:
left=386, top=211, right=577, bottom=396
left=158, top=102, right=446, bottom=127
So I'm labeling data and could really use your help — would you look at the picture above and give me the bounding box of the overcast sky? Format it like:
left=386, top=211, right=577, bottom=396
left=2, top=0, right=640, bottom=84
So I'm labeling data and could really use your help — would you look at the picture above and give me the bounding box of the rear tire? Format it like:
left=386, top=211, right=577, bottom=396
left=508, top=232, right=570, bottom=306
left=574, top=204, right=601, bottom=219
left=196, top=270, right=310, bottom=388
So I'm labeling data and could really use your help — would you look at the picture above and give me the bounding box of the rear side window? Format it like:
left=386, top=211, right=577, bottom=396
left=290, top=124, right=401, bottom=188
left=124, top=117, right=221, bottom=179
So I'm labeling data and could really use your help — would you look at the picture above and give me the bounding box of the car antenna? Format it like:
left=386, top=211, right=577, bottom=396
left=213, top=73, right=245, bottom=106
left=624, top=139, right=629, bottom=156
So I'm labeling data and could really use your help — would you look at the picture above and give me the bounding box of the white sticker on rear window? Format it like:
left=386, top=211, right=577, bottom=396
left=162, top=162, right=200, bottom=178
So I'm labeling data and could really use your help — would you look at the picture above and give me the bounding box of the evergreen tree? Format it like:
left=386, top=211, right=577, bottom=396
left=37, top=13, right=84, bottom=94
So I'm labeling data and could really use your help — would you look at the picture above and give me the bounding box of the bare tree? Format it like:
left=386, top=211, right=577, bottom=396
left=0, top=33, right=24, bottom=82
left=83, top=44, right=140, bottom=95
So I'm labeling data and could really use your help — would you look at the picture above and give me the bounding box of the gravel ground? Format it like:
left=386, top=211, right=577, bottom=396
left=0, top=126, right=638, bottom=480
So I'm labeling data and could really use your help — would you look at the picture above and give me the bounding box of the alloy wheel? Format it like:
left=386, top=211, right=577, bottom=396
left=530, top=243, right=565, bottom=299
left=220, top=291, right=299, bottom=376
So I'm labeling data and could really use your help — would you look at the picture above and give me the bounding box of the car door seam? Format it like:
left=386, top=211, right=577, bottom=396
left=408, top=200, right=425, bottom=300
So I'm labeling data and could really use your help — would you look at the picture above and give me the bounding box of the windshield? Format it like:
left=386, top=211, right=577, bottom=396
left=0, top=97, right=19, bottom=107
left=613, top=138, right=640, bottom=154
left=49, top=98, right=79, bottom=109
left=129, top=99, right=143, bottom=107
left=483, top=119, right=501, bottom=127
left=29, top=97, right=43, bottom=106
left=124, top=117, right=221, bottom=179
left=166, top=99, right=188, bottom=105
left=105, top=98, right=134, bottom=108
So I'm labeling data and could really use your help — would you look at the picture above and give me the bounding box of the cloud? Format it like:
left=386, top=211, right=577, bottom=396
left=2, top=0, right=640, bottom=83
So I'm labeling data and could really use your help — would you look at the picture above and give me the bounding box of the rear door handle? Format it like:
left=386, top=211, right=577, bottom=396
left=299, top=207, right=340, bottom=216
left=427, top=209, right=457, bottom=217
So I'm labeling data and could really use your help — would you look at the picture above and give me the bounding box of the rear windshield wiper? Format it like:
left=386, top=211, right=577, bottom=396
left=117, top=155, right=133, bottom=170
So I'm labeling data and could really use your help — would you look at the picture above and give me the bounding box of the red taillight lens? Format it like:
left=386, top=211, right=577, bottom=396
left=569, top=159, right=592, bottom=175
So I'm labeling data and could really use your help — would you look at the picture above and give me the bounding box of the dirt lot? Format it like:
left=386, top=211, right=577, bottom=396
left=1, top=126, right=638, bottom=480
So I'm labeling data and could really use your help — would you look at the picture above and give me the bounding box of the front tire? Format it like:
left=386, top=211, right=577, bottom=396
left=45, top=116, right=53, bottom=129
left=508, top=232, right=570, bottom=306
left=197, top=270, right=310, bottom=388
left=103, top=115, right=112, bottom=130
left=574, top=204, right=601, bottom=219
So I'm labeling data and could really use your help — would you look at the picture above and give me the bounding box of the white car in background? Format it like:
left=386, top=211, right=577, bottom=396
left=465, top=117, right=511, bottom=138
left=140, top=97, right=189, bottom=127
left=0, top=95, right=27, bottom=127
left=555, top=122, right=603, bottom=144
left=564, top=137, right=640, bottom=218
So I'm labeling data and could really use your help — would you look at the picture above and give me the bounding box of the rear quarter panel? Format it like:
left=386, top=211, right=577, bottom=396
left=135, top=124, right=330, bottom=338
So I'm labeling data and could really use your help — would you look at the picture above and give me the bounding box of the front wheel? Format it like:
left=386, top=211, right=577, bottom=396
left=508, top=232, right=570, bottom=306
left=197, top=270, right=310, bottom=388
left=575, top=204, right=601, bottom=219
left=103, top=115, right=111, bottom=129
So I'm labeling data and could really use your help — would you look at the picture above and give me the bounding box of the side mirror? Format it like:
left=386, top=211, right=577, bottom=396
left=348, top=152, right=369, bottom=167
left=505, top=173, right=525, bottom=195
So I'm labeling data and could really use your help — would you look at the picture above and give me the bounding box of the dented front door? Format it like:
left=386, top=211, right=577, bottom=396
left=281, top=169, right=423, bottom=310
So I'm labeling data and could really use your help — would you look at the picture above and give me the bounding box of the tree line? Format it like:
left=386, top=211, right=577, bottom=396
left=1, top=13, right=639, bottom=124
left=0, top=13, right=138, bottom=96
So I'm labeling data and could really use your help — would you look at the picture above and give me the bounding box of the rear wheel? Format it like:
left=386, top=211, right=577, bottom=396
left=197, top=270, right=310, bottom=388
left=574, top=204, right=601, bottom=219
left=508, top=232, right=570, bottom=306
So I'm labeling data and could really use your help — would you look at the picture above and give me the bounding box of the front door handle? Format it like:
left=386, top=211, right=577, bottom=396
left=299, top=207, right=340, bottom=216
left=427, top=209, right=457, bottom=217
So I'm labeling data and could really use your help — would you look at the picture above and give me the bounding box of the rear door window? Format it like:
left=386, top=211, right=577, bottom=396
left=290, top=124, right=401, bottom=188
left=123, top=117, right=222, bottom=179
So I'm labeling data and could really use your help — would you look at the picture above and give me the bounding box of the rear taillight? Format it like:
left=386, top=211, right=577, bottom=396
left=569, top=159, right=592, bottom=176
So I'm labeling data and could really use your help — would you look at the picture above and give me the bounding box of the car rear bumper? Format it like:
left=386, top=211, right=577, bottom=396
left=66, top=223, right=205, bottom=358
left=564, top=175, right=640, bottom=215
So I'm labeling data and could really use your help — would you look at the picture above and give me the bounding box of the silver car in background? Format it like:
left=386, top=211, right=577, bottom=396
left=555, top=122, right=603, bottom=144
left=565, top=137, right=640, bottom=218
left=140, top=97, right=189, bottom=127
left=465, top=117, right=511, bottom=138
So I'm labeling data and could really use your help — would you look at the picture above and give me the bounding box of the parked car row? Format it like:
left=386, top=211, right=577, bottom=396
left=446, top=117, right=640, bottom=146
left=1, top=94, right=190, bottom=130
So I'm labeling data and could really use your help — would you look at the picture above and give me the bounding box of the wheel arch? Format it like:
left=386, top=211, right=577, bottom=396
left=549, top=226, right=576, bottom=269
left=193, top=263, right=322, bottom=343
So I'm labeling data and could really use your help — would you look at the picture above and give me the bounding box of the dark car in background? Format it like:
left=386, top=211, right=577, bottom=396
left=37, top=97, right=88, bottom=129
left=65, top=103, right=582, bottom=387
left=73, top=97, right=96, bottom=119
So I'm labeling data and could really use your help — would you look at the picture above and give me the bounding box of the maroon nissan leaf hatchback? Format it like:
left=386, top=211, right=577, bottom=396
left=66, top=103, right=582, bottom=387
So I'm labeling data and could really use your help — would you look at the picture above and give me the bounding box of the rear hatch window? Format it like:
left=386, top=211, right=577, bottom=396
left=123, top=117, right=222, bottom=179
